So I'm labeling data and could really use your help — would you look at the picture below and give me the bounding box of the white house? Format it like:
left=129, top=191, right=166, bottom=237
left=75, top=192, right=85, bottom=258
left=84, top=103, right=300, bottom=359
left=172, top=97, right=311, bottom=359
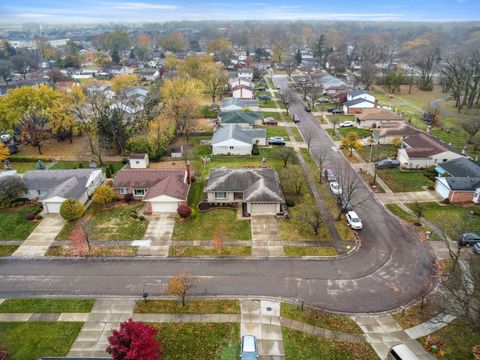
left=22, top=169, right=104, bottom=213
left=211, top=126, right=266, bottom=155
left=347, top=89, right=376, bottom=103
left=343, top=98, right=377, bottom=114
left=237, top=68, right=253, bottom=79
left=229, top=77, right=254, bottom=88
left=397, top=133, right=463, bottom=169
left=232, top=84, right=254, bottom=100
left=129, top=153, right=149, bottom=169
left=220, top=98, right=260, bottom=112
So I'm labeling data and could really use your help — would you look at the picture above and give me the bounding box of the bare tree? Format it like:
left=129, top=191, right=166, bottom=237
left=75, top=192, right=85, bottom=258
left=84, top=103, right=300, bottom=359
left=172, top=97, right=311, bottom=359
left=303, top=132, right=313, bottom=150
left=280, top=165, right=305, bottom=195
left=317, top=149, right=328, bottom=184
left=411, top=201, right=424, bottom=226
left=295, top=77, right=314, bottom=101
left=412, top=42, right=441, bottom=91
left=275, top=147, right=296, bottom=168
left=330, top=115, right=341, bottom=130
left=461, top=118, right=480, bottom=144
left=297, top=202, right=323, bottom=236
left=284, top=57, right=297, bottom=79
left=334, top=163, right=373, bottom=219
left=359, top=61, right=377, bottom=90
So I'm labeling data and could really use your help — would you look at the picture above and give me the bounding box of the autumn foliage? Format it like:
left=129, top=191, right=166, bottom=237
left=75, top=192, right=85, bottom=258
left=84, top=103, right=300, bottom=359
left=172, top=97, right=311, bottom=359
left=166, top=272, right=198, bottom=307
left=107, top=319, right=162, bottom=360
left=177, top=203, right=192, bottom=218
left=92, top=184, right=115, bottom=205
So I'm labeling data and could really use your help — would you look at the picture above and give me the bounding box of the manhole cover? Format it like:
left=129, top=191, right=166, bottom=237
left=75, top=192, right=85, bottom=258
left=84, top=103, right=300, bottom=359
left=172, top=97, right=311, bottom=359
left=266, top=307, right=272, bottom=312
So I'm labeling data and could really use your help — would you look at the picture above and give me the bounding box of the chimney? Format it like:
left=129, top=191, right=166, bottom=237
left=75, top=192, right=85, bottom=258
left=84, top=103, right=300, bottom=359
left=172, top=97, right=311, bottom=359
left=374, top=99, right=378, bottom=109
left=186, top=160, right=192, bottom=184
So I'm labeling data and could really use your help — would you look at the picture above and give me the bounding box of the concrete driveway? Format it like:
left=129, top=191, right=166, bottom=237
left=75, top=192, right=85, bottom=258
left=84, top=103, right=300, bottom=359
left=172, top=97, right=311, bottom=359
left=12, top=214, right=66, bottom=257
left=251, top=216, right=284, bottom=257
left=138, top=213, right=175, bottom=256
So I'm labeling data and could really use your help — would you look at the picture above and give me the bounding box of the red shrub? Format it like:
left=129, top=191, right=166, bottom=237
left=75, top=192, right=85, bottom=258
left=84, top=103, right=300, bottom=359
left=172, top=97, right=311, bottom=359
left=107, top=319, right=162, bottom=360
left=25, top=213, right=36, bottom=221
left=177, top=203, right=192, bottom=218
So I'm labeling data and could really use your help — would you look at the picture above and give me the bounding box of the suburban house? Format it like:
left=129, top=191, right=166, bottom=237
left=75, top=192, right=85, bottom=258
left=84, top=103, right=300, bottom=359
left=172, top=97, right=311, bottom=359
left=237, top=68, right=253, bottom=79
left=204, top=168, right=285, bottom=215
left=397, top=133, right=463, bottom=169
left=218, top=111, right=263, bottom=128
left=372, top=122, right=421, bottom=144
left=311, top=74, right=351, bottom=95
left=23, top=169, right=104, bottom=213
left=220, top=98, right=260, bottom=112
left=232, top=84, right=254, bottom=100
left=434, top=157, right=480, bottom=203
left=211, top=126, right=266, bottom=155
left=113, top=166, right=191, bottom=213
left=347, top=89, right=376, bottom=103
left=129, top=153, right=149, bottom=169
left=133, top=68, right=160, bottom=81
left=229, top=77, right=254, bottom=89
left=355, top=108, right=403, bottom=128
left=343, top=98, right=377, bottom=114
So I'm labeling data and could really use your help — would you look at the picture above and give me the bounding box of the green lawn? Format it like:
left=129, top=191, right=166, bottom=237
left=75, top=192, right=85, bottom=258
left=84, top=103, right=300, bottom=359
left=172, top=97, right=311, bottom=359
left=55, top=203, right=148, bottom=241
left=154, top=323, right=239, bottom=360
left=281, top=303, right=362, bottom=334
left=284, top=246, right=337, bottom=256
left=386, top=204, right=420, bottom=224
left=169, top=246, right=251, bottom=256
left=51, top=161, right=124, bottom=173
left=290, top=126, right=303, bottom=141
left=266, top=126, right=289, bottom=138
left=326, top=128, right=341, bottom=141
left=46, top=245, right=138, bottom=257
left=418, top=319, right=480, bottom=360
left=135, top=300, right=240, bottom=314
left=0, top=245, right=18, bottom=256
left=0, top=205, right=41, bottom=240
left=262, top=111, right=282, bottom=120
left=172, top=209, right=251, bottom=241
left=187, top=181, right=205, bottom=206
left=259, top=99, right=276, bottom=108
left=283, top=328, right=378, bottom=360
left=327, top=114, right=355, bottom=122
left=0, top=322, right=83, bottom=360
left=378, top=169, right=434, bottom=192
left=392, top=301, right=439, bottom=329
left=357, top=145, right=397, bottom=162
left=9, top=161, right=51, bottom=173
left=315, top=102, right=337, bottom=112
left=338, top=127, right=372, bottom=139
left=406, top=202, right=480, bottom=238
left=0, top=298, right=94, bottom=313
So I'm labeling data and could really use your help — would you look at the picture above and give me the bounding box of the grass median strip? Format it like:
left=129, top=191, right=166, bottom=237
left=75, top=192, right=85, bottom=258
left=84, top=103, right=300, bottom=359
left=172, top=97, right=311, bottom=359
left=281, top=303, right=362, bottom=334
left=46, top=246, right=138, bottom=257
left=0, top=298, right=94, bottom=313
left=284, top=246, right=338, bottom=256
left=0, top=245, right=19, bottom=256
left=283, top=328, right=377, bottom=360
left=169, top=246, right=251, bottom=257
left=0, top=322, right=83, bottom=360
left=153, top=323, right=239, bottom=360
left=135, top=300, right=240, bottom=314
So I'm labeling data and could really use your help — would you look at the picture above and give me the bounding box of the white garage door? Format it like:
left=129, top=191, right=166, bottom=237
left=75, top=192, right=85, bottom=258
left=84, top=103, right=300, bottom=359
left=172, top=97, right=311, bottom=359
left=43, top=201, right=62, bottom=214
left=250, top=203, right=278, bottom=214
left=435, top=180, right=450, bottom=199
left=151, top=202, right=179, bottom=213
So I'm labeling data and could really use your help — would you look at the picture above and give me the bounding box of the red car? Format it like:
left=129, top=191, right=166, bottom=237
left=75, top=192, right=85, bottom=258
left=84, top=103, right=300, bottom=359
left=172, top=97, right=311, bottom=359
left=263, top=117, right=278, bottom=126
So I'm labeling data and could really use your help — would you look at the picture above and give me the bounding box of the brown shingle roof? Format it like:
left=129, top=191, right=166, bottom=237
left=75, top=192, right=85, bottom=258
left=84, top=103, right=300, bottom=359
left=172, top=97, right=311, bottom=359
left=356, top=109, right=403, bottom=122
left=129, top=153, right=147, bottom=160
left=114, top=169, right=189, bottom=201
left=373, top=123, right=421, bottom=138
left=403, top=133, right=452, bottom=157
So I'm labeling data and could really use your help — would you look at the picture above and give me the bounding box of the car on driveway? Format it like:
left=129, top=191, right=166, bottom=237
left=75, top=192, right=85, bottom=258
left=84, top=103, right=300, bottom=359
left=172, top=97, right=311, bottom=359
left=331, top=109, right=344, bottom=114
left=292, top=114, right=300, bottom=123
left=263, top=117, right=278, bottom=126
left=458, top=232, right=480, bottom=246
left=269, top=136, right=286, bottom=146
left=316, top=97, right=330, bottom=103
left=346, top=211, right=363, bottom=230
left=376, top=158, right=401, bottom=169
left=326, top=107, right=336, bottom=113
left=329, top=181, right=342, bottom=196
left=258, top=94, right=271, bottom=101
left=339, top=121, right=354, bottom=128
left=324, top=168, right=336, bottom=182
left=241, top=335, right=258, bottom=359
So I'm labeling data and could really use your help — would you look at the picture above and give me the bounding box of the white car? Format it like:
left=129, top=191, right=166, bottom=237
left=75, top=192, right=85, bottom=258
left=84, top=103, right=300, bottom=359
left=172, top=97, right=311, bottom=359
left=269, top=136, right=285, bottom=142
left=0, top=134, right=11, bottom=143
left=339, top=121, right=354, bottom=128
left=329, top=182, right=342, bottom=195
left=346, top=211, right=363, bottom=230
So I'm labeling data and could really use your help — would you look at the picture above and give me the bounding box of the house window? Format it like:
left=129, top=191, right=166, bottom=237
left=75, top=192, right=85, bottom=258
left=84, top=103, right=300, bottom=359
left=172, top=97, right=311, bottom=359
left=119, top=188, right=128, bottom=195
left=134, top=189, right=145, bottom=196
left=229, top=146, right=234, bottom=149
left=215, top=192, right=227, bottom=199
left=136, top=161, right=140, bottom=164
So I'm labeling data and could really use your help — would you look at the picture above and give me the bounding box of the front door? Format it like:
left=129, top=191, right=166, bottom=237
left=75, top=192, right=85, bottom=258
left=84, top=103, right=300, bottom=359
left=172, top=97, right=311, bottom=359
left=473, top=189, right=480, bottom=204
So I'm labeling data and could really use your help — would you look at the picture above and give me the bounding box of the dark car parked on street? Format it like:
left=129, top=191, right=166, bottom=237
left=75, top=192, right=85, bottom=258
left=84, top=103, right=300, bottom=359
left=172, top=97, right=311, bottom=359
left=324, top=168, right=336, bottom=182
left=304, top=105, right=312, bottom=112
left=331, top=109, right=344, bottom=114
left=376, top=158, right=401, bottom=169
left=458, top=233, right=480, bottom=246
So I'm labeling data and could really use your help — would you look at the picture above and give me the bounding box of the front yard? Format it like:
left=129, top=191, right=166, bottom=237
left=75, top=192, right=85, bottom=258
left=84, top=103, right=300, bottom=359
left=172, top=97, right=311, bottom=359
left=338, top=127, right=372, bottom=139
left=0, top=205, right=41, bottom=240
left=55, top=203, right=148, bottom=241
left=135, top=300, right=240, bottom=314
left=266, top=125, right=289, bottom=138
left=0, top=322, right=83, bottom=360
left=356, top=145, right=397, bottom=162
left=0, top=298, right=94, bottom=313
left=153, top=323, right=239, bottom=360
left=377, top=168, right=434, bottom=192
left=172, top=208, right=251, bottom=241
left=169, top=246, right=251, bottom=256
left=283, top=328, right=378, bottom=360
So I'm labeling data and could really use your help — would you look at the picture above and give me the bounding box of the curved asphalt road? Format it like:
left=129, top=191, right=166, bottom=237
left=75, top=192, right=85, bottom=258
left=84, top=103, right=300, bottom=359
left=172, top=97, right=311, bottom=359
left=0, top=75, right=435, bottom=314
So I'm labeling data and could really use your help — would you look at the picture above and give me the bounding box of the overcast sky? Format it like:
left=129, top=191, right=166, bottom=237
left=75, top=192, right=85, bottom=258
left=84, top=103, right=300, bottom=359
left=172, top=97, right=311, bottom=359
left=2, top=0, right=480, bottom=23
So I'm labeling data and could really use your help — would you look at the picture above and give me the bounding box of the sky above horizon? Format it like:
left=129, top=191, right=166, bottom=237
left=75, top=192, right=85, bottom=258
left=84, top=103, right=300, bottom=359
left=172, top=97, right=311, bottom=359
left=1, top=0, right=480, bottom=23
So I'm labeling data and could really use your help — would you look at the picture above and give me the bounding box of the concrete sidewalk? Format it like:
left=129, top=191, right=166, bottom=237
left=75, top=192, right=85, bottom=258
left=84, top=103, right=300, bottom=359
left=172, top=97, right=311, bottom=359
left=376, top=191, right=442, bottom=204
left=12, top=214, right=66, bottom=257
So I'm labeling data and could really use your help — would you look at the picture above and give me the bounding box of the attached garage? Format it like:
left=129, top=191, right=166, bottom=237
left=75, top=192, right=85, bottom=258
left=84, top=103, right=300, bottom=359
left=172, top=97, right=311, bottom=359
left=434, top=178, right=450, bottom=199
left=151, top=201, right=179, bottom=213
left=249, top=203, right=279, bottom=214
left=43, top=200, right=63, bottom=214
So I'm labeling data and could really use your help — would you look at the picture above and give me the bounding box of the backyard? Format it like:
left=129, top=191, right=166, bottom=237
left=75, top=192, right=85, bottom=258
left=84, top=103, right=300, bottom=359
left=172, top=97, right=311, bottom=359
left=356, top=144, right=397, bottom=162
left=55, top=203, right=148, bottom=241
left=0, top=204, right=41, bottom=240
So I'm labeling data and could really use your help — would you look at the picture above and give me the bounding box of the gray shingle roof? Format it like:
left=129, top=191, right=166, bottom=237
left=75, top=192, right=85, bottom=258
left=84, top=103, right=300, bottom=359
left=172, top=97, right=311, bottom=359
left=349, top=89, right=370, bottom=97
left=438, top=157, right=480, bottom=178
left=211, top=126, right=265, bottom=145
left=221, top=98, right=259, bottom=108
left=445, top=177, right=480, bottom=191
left=23, top=169, right=98, bottom=200
left=344, top=98, right=374, bottom=107
left=205, top=168, right=284, bottom=203
left=218, top=111, right=263, bottom=125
